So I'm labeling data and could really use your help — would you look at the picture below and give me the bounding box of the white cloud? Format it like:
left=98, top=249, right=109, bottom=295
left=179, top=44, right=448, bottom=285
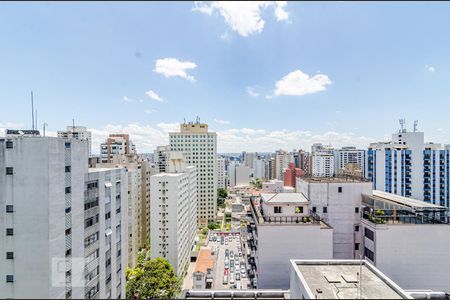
left=193, top=1, right=289, bottom=37
left=122, top=96, right=132, bottom=102
left=145, top=90, right=164, bottom=102
left=144, top=109, right=157, bottom=114
left=214, top=118, right=230, bottom=124
left=246, top=86, right=260, bottom=97
left=274, top=1, right=288, bottom=21
left=153, top=58, right=197, bottom=82
left=426, top=65, right=435, bottom=72
left=220, top=32, right=230, bottom=40
left=274, top=69, right=332, bottom=96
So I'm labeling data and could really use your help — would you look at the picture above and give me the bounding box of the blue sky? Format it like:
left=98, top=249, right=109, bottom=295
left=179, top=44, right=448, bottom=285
left=1, top=1, right=450, bottom=153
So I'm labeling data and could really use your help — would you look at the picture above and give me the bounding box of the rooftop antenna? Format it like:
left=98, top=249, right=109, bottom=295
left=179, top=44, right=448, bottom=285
left=35, top=109, right=38, bottom=132
left=72, top=118, right=75, bottom=132
left=414, top=120, right=418, bottom=132
left=31, top=91, right=34, bottom=131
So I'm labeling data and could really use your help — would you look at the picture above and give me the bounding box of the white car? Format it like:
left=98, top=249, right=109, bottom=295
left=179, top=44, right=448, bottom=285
left=230, top=275, right=235, bottom=285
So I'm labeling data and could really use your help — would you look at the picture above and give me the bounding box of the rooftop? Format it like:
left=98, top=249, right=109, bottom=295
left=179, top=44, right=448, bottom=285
left=299, top=175, right=371, bottom=183
left=371, top=190, right=446, bottom=210
left=194, top=247, right=214, bottom=274
left=181, top=289, right=289, bottom=299
left=260, top=193, right=308, bottom=204
left=292, top=260, right=412, bottom=299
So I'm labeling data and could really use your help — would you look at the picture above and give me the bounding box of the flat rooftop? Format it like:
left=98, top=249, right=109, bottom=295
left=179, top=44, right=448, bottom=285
left=260, top=193, right=308, bottom=204
left=299, top=176, right=371, bottom=183
left=292, top=260, right=412, bottom=299
left=181, top=289, right=290, bottom=299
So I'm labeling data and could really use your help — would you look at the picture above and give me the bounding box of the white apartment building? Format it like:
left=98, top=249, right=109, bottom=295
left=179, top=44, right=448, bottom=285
left=360, top=191, right=450, bottom=292
left=169, top=121, right=217, bottom=224
left=334, top=147, right=366, bottom=176
left=96, top=153, right=154, bottom=268
left=312, top=148, right=335, bottom=177
left=247, top=193, right=333, bottom=289
left=243, top=152, right=256, bottom=169
left=217, top=156, right=226, bottom=189
left=150, top=152, right=197, bottom=276
left=275, top=150, right=293, bottom=181
left=296, top=177, right=372, bottom=259
left=228, top=164, right=250, bottom=187
left=368, top=129, right=450, bottom=207
left=253, top=159, right=266, bottom=179
left=154, top=145, right=171, bottom=173
left=0, top=136, right=126, bottom=299
left=100, top=134, right=136, bottom=163
left=57, top=126, right=92, bottom=156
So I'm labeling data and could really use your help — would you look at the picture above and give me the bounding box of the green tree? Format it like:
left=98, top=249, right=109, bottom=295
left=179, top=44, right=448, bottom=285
left=217, top=188, right=228, bottom=209
left=207, top=221, right=220, bottom=230
left=126, top=257, right=181, bottom=299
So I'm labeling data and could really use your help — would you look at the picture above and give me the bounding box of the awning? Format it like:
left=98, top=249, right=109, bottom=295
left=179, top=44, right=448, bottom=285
left=105, top=228, right=112, bottom=236
left=105, top=182, right=112, bottom=188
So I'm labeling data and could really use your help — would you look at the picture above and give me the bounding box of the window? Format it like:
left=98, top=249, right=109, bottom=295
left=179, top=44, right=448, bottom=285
left=6, top=205, right=13, bottom=213
left=65, top=228, right=71, bottom=235
left=354, top=225, right=359, bottom=232
left=6, top=252, right=14, bottom=259
left=355, top=207, right=359, bottom=214
left=295, top=206, right=304, bottom=214
left=364, top=247, right=374, bottom=261
left=65, top=166, right=71, bottom=172
left=6, top=167, right=13, bottom=175
left=6, top=228, right=13, bottom=236
left=105, top=212, right=111, bottom=220
left=195, top=275, right=202, bottom=281
left=323, top=207, right=328, bottom=213
left=312, top=206, right=316, bottom=213
left=65, top=186, right=71, bottom=194
left=338, top=186, right=342, bottom=193
left=66, top=249, right=72, bottom=256
left=65, top=142, right=71, bottom=149
left=6, top=141, right=13, bottom=149
left=6, top=275, right=14, bottom=283
left=274, top=206, right=282, bottom=214
left=65, top=207, right=71, bottom=214
left=364, top=228, right=374, bottom=241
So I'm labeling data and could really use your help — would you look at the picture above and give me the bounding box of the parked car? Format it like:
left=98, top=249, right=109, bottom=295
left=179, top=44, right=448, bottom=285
left=223, top=274, right=228, bottom=285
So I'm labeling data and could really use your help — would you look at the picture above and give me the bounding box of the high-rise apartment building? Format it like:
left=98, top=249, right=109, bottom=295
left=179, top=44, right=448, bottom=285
left=154, top=145, right=171, bottom=173
left=96, top=153, right=154, bottom=268
left=169, top=121, right=217, bottom=224
left=312, top=150, right=335, bottom=177
left=150, top=152, right=197, bottom=276
left=253, top=158, right=266, bottom=179
left=0, top=136, right=126, bottom=299
left=368, top=128, right=450, bottom=207
left=100, top=134, right=136, bottom=163
left=275, top=150, right=292, bottom=181
left=217, top=156, right=226, bottom=189
left=57, top=126, right=92, bottom=156
left=334, top=147, right=367, bottom=177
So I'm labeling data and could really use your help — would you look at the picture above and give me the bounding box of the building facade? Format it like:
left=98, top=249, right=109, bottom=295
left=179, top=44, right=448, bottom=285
left=100, top=134, right=136, bottom=163
left=368, top=130, right=450, bottom=207
left=169, top=121, right=217, bottom=223
left=57, top=126, right=92, bottom=156
left=150, top=153, right=197, bottom=276
left=0, top=136, right=126, bottom=299
left=275, top=150, right=292, bottom=181
left=217, top=156, right=226, bottom=189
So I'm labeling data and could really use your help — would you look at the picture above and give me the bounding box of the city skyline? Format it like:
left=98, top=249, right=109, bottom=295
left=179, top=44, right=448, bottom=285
left=1, top=2, right=450, bottom=152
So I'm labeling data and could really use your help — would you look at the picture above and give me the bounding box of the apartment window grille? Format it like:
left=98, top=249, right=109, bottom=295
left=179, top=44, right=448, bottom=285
left=6, top=141, right=13, bottom=149
left=364, top=228, right=374, bottom=241
left=6, top=167, right=13, bottom=175
left=6, top=228, right=13, bottom=236
left=6, top=205, right=13, bottom=213
left=6, top=252, right=14, bottom=259
left=6, top=275, right=14, bottom=283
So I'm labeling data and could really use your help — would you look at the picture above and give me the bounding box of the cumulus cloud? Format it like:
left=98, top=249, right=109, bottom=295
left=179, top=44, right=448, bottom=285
left=214, top=118, right=230, bottom=125
left=193, top=1, right=289, bottom=37
left=145, top=90, right=164, bottom=102
left=274, top=69, right=332, bottom=96
left=153, top=58, right=197, bottom=82
left=246, top=86, right=260, bottom=97
left=122, top=96, right=133, bottom=102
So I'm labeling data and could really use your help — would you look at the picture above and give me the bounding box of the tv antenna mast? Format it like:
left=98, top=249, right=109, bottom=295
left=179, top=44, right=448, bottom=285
left=31, top=91, right=35, bottom=131
left=413, top=120, right=418, bottom=132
